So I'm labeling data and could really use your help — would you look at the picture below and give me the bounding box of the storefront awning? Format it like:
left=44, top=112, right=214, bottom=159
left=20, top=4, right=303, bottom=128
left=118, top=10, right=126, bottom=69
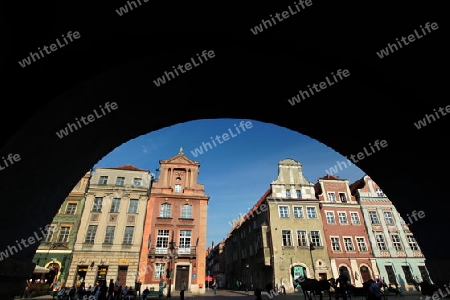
left=34, top=265, right=50, bottom=274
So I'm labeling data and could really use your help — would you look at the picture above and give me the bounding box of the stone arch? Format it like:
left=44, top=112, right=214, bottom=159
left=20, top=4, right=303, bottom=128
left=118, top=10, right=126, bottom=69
left=0, top=39, right=448, bottom=299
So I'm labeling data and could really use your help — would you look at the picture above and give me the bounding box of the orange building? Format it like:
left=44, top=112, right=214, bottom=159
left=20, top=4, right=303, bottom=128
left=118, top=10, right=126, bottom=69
left=138, top=148, right=210, bottom=294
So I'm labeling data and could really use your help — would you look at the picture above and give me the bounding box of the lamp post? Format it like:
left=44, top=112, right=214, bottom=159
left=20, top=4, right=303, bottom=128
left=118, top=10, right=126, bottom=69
left=245, top=264, right=249, bottom=294
left=167, top=241, right=176, bottom=298
left=309, top=241, right=315, bottom=279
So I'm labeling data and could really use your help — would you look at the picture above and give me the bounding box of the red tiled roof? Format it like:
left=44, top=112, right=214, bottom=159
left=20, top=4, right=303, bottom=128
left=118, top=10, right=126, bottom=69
left=349, top=177, right=366, bottom=195
left=105, top=165, right=149, bottom=172
left=319, top=174, right=341, bottom=180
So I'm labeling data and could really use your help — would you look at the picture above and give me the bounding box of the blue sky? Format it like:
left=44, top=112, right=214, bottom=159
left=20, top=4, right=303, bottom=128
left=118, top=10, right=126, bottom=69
left=93, top=118, right=366, bottom=249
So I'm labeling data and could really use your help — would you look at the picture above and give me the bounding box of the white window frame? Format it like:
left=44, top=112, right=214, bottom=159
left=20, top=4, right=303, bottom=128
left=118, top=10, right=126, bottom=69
left=281, top=230, right=293, bottom=247
left=293, top=206, right=304, bottom=218
left=338, top=212, right=348, bottom=224
left=343, top=237, right=354, bottom=252
left=356, top=237, right=367, bottom=252
left=326, top=211, right=336, bottom=224
left=297, top=230, right=307, bottom=246
left=306, top=206, right=317, bottom=218
left=328, top=192, right=336, bottom=202
left=369, top=211, right=380, bottom=224
left=331, top=237, right=341, bottom=251
left=384, top=211, right=395, bottom=225
left=278, top=206, right=289, bottom=218
left=350, top=212, right=360, bottom=224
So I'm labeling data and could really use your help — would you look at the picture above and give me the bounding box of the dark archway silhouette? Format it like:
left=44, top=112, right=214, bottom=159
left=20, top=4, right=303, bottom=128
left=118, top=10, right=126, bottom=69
left=3, top=2, right=448, bottom=299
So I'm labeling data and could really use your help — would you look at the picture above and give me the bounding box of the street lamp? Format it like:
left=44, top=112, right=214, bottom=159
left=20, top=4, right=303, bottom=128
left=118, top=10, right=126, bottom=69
left=167, top=241, right=176, bottom=298
left=245, top=264, right=249, bottom=294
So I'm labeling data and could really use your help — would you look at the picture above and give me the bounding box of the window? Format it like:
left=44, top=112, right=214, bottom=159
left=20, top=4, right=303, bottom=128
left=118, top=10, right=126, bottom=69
left=350, top=212, right=360, bottom=224
left=356, top=237, right=367, bottom=252
left=160, top=203, right=171, bottom=218
left=282, top=230, right=293, bottom=246
left=418, top=266, right=431, bottom=284
left=181, top=204, right=192, bottom=219
left=375, top=233, right=387, bottom=250
left=98, top=176, right=108, bottom=185
left=92, top=197, right=103, bottom=212
left=65, top=203, right=77, bottom=214
left=407, top=234, right=419, bottom=250
left=128, top=199, right=139, bottom=213
left=384, top=211, right=395, bottom=225
left=85, top=225, right=98, bottom=243
left=293, top=206, right=304, bottom=218
left=391, top=234, right=403, bottom=250
left=278, top=206, right=289, bottom=218
left=338, top=212, right=348, bottom=224
left=296, top=190, right=302, bottom=198
left=156, top=230, right=170, bottom=253
left=307, top=207, right=317, bottom=218
left=369, top=211, right=380, bottom=224
left=286, top=190, right=291, bottom=198
left=339, top=193, right=347, bottom=203
left=310, top=231, right=321, bottom=246
left=179, top=230, right=192, bottom=254
left=376, top=188, right=384, bottom=197
left=326, top=212, right=335, bottom=224
left=57, top=226, right=70, bottom=242
left=328, top=192, right=336, bottom=202
left=133, top=178, right=142, bottom=187
left=297, top=230, right=307, bottom=246
left=123, top=226, right=134, bottom=244
left=44, top=225, right=56, bottom=242
left=104, top=226, right=115, bottom=244
left=402, top=266, right=414, bottom=284
left=154, top=263, right=165, bottom=279
left=110, top=198, right=121, bottom=213
left=343, top=237, right=354, bottom=251
left=331, top=237, right=341, bottom=251
left=385, top=266, right=397, bottom=285
left=116, top=177, right=125, bottom=186
left=174, top=184, right=182, bottom=193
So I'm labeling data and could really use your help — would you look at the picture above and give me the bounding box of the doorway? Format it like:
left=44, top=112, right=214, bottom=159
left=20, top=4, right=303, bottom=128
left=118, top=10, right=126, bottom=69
left=175, top=265, right=190, bottom=291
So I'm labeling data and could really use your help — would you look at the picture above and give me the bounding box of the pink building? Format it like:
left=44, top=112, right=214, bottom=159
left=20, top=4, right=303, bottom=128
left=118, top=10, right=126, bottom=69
left=315, top=174, right=379, bottom=287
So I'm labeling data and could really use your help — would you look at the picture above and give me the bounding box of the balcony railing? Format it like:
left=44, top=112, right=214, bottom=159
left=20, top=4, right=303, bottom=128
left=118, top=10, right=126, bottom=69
left=148, top=246, right=197, bottom=257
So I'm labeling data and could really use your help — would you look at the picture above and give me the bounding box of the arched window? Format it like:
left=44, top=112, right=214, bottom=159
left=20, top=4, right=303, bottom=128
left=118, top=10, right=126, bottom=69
left=160, top=203, right=171, bottom=218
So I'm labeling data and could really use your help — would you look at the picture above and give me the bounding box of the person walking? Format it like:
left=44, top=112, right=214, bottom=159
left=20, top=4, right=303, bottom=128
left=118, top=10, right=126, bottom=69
left=369, top=278, right=382, bottom=300
left=211, top=279, right=217, bottom=295
left=180, top=279, right=187, bottom=300
left=159, top=277, right=165, bottom=297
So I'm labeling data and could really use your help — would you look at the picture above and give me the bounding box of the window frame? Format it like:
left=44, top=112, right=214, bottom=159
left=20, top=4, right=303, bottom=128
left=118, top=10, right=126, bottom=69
left=278, top=205, right=289, bottom=218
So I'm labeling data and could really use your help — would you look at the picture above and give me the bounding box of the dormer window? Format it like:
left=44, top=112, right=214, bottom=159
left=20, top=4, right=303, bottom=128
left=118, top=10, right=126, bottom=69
left=376, top=188, right=384, bottom=197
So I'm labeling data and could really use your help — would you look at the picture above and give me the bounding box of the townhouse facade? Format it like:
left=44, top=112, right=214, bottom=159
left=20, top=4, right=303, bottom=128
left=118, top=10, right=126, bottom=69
left=224, top=188, right=272, bottom=291
left=350, top=175, right=432, bottom=291
left=66, top=165, right=153, bottom=288
left=32, top=170, right=91, bottom=288
left=267, top=159, right=332, bottom=291
left=315, top=174, right=378, bottom=287
left=224, top=159, right=333, bottom=293
left=206, top=241, right=226, bottom=288
left=138, top=148, right=209, bottom=294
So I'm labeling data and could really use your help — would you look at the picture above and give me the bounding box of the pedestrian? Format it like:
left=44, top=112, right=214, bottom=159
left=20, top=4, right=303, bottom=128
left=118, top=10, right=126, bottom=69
left=159, top=277, right=165, bottom=297
left=369, top=278, right=382, bottom=300
left=107, top=279, right=115, bottom=300
left=180, top=279, right=187, bottom=300
left=142, top=287, right=150, bottom=300
left=211, top=279, right=217, bottom=295
left=254, top=287, right=262, bottom=300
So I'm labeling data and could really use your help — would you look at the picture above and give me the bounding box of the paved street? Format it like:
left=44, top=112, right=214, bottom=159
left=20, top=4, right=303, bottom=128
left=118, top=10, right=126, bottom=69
left=25, top=289, right=429, bottom=300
